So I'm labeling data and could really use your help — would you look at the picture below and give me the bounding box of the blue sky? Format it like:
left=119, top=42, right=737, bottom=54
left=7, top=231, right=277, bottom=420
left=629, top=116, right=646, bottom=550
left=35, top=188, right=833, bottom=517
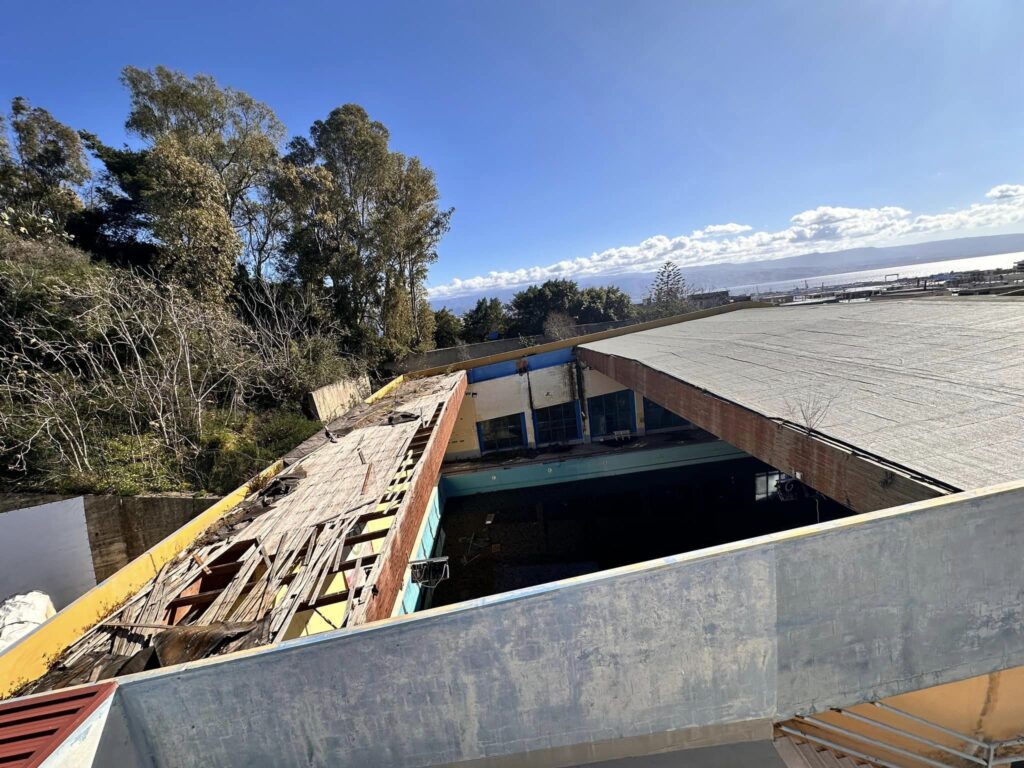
left=3, top=1, right=1023, bottom=298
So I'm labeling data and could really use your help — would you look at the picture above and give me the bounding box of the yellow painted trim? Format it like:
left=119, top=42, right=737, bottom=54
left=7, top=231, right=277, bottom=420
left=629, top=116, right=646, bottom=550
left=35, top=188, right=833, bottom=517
left=365, top=374, right=405, bottom=404
left=0, top=460, right=285, bottom=698
left=405, top=301, right=774, bottom=379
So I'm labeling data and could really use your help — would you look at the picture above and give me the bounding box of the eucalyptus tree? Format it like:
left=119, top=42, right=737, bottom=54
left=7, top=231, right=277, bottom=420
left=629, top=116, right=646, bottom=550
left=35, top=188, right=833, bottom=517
left=0, top=98, right=90, bottom=235
left=119, top=66, right=287, bottom=289
left=278, top=104, right=451, bottom=361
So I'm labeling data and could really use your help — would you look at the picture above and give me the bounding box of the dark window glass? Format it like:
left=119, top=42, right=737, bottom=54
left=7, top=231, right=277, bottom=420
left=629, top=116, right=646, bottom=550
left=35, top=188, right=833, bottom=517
left=643, top=397, right=689, bottom=431
left=754, top=470, right=790, bottom=501
left=534, top=402, right=580, bottom=445
left=588, top=390, right=636, bottom=437
left=478, top=414, right=525, bottom=452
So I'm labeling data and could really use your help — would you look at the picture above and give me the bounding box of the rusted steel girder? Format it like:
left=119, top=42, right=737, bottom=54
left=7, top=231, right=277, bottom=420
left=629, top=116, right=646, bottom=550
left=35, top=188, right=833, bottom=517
left=577, top=348, right=949, bottom=513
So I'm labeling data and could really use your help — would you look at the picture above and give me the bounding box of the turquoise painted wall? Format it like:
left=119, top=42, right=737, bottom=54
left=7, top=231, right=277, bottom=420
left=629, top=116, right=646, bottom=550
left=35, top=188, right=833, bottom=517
left=398, top=485, right=443, bottom=614
left=441, top=440, right=748, bottom=498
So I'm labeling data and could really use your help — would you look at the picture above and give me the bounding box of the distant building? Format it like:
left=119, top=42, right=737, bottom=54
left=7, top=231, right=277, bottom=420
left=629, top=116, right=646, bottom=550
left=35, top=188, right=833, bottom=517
left=689, top=289, right=730, bottom=309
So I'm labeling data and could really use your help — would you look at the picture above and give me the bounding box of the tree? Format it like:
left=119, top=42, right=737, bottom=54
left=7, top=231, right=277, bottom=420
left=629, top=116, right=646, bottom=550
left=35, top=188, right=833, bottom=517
left=643, top=260, right=692, bottom=318
left=0, top=98, right=90, bottom=235
left=576, top=286, right=635, bottom=324
left=433, top=307, right=463, bottom=347
left=543, top=311, right=576, bottom=340
left=120, top=66, right=286, bottom=276
left=462, top=297, right=507, bottom=342
left=70, top=133, right=160, bottom=270
left=379, top=155, right=452, bottom=348
left=145, top=138, right=241, bottom=300
left=121, top=66, right=284, bottom=219
left=508, top=279, right=581, bottom=336
left=277, top=104, right=451, bottom=361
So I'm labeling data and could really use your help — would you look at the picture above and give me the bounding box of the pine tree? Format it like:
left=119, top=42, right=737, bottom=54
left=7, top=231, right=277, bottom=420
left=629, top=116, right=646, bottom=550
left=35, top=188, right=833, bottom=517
left=645, top=260, right=690, bottom=318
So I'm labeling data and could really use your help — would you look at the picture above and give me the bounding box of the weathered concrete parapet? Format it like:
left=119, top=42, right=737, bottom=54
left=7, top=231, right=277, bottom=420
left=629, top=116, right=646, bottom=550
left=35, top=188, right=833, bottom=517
left=76, top=481, right=1024, bottom=768
left=305, top=374, right=372, bottom=422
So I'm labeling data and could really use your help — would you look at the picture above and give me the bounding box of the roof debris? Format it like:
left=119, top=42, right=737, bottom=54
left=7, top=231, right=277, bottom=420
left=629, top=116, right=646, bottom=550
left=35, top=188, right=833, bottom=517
left=25, top=373, right=464, bottom=694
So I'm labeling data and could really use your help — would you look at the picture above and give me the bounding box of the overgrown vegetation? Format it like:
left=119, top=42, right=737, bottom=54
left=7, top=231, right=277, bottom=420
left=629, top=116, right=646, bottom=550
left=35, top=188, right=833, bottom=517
left=0, top=66, right=444, bottom=495
left=0, top=66, right=696, bottom=494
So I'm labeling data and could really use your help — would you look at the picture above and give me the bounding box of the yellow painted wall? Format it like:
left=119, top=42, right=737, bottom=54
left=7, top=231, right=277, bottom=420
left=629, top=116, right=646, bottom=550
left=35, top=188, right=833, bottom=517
left=446, top=394, right=481, bottom=458
left=583, top=368, right=629, bottom=398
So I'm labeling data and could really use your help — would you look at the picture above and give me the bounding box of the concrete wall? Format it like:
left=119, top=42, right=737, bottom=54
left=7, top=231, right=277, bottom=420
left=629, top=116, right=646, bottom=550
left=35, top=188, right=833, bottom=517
left=305, top=374, right=372, bottom=422
left=83, top=481, right=1024, bottom=768
left=441, top=441, right=747, bottom=496
left=0, top=495, right=218, bottom=607
left=83, top=496, right=219, bottom=582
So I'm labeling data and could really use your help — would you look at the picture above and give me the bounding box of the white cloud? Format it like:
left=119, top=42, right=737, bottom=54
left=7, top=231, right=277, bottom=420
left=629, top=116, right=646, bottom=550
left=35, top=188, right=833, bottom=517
left=427, top=184, right=1024, bottom=299
left=696, top=222, right=753, bottom=237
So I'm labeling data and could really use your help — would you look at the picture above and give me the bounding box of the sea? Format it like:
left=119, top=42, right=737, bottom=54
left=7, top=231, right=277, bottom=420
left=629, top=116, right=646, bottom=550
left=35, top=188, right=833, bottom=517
left=729, top=251, right=1024, bottom=295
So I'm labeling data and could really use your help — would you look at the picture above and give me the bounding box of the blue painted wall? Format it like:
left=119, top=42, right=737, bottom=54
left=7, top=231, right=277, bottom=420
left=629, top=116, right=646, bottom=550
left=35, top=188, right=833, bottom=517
left=442, top=441, right=748, bottom=497
left=466, top=346, right=576, bottom=383
left=398, top=485, right=444, bottom=614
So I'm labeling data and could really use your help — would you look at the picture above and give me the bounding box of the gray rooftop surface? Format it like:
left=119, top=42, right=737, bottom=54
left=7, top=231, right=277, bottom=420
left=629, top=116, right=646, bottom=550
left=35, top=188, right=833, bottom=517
left=580, top=299, right=1024, bottom=491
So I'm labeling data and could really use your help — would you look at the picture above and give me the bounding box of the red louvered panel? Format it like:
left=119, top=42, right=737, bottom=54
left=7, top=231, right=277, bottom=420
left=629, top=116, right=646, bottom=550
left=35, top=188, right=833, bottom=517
left=0, top=682, right=115, bottom=767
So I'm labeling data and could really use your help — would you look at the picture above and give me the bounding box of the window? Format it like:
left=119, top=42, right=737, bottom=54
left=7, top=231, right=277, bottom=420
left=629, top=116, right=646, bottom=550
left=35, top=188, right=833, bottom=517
left=754, top=470, right=790, bottom=501
left=533, top=402, right=581, bottom=445
left=477, top=413, right=526, bottom=452
left=643, top=397, right=689, bottom=432
left=588, top=390, right=636, bottom=437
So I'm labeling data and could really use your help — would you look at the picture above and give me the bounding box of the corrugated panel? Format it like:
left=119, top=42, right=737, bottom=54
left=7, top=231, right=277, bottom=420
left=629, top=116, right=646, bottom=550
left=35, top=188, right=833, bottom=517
left=0, top=682, right=115, bottom=767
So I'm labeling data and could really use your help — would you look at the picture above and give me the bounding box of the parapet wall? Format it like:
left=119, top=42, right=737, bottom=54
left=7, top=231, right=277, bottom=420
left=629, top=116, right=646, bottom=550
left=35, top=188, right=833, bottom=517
left=87, top=480, right=1024, bottom=767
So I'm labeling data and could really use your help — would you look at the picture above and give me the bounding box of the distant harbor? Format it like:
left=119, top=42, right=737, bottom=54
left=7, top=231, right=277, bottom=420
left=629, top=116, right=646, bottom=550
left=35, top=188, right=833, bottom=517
left=731, top=251, right=1024, bottom=295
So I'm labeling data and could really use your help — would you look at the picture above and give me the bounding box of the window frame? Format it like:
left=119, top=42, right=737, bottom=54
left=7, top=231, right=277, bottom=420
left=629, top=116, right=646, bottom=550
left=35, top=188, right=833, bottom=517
left=587, top=389, right=637, bottom=439
left=532, top=401, right=583, bottom=446
left=476, top=413, right=528, bottom=454
left=642, top=397, right=690, bottom=433
left=754, top=470, right=790, bottom=501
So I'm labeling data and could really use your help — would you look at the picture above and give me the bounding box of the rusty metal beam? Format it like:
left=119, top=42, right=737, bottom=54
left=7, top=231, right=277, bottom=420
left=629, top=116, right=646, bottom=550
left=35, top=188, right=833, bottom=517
left=577, top=347, right=949, bottom=512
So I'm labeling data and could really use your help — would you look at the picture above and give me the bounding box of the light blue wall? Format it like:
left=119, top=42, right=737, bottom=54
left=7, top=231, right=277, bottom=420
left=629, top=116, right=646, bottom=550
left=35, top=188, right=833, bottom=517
left=397, top=485, right=444, bottom=614
left=442, top=440, right=747, bottom=497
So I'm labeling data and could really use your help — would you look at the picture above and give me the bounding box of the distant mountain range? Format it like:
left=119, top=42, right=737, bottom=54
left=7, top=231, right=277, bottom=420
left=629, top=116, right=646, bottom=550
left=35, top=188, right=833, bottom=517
left=429, top=233, right=1024, bottom=312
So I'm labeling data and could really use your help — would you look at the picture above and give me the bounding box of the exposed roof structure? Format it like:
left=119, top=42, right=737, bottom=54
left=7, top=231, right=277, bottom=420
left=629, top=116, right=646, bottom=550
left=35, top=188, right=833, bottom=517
left=23, top=373, right=465, bottom=693
left=581, top=299, right=1024, bottom=491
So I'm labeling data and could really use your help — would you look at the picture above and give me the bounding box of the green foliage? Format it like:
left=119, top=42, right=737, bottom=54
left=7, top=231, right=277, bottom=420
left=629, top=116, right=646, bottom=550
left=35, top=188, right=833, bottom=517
left=508, top=279, right=579, bottom=336
left=0, top=66, right=453, bottom=495
left=433, top=307, right=463, bottom=347
left=462, top=297, right=507, bottom=342
left=277, top=104, right=452, bottom=365
left=64, top=434, right=186, bottom=496
left=198, top=409, right=320, bottom=495
left=576, top=286, right=635, bottom=324
left=69, top=134, right=159, bottom=270
left=642, top=260, right=692, bottom=319
left=506, top=279, right=637, bottom=336
left=145, top=137, right=241, bottom=299
left=121, top=65, right=285, bottom=219
left=0, top=99, right=90, bottom=233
